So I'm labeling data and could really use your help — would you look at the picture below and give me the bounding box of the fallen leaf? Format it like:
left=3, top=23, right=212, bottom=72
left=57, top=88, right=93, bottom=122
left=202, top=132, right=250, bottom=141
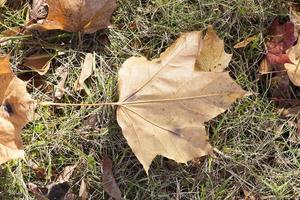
left=28, top=0, right=117, bottom=33
left=0, top=0, right=6, bottom=7
left=74, top=53, right=94, bottom=91
left=234, top=34, right=258, bottom=49
left=55, top=66, right=68, bottom=99
left=22, top=53, right=53, bottom=75
left=79, top=179, right=88, bottom=200
left=28, top=164, right=77, bottom=200
left=116, top=30, right=247, bottom=173
left=102, top=157, right=122, bottom=200
left=30, top=0, right=49, bottom=22
left=285, top=39, right=300, bottom=86
left=195, top=26, right=232, bottom=72
left=57, top=164, right=76, bottom=183
left=265, top=17, right=296, bottom=66
left=289, top=3, right=300, bottom=32
left=258, top=58, right=272, bottom=74
left=0, top=55, right=35, bottom=165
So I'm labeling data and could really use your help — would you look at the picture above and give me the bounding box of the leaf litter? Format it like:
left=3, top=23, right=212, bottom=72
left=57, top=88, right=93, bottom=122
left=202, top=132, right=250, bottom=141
left=27, top=0, right=117, bottom=33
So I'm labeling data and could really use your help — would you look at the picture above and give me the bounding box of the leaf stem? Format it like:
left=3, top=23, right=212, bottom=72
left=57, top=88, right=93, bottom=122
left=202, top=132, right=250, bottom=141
left=39, top=101, right=120, bottom=107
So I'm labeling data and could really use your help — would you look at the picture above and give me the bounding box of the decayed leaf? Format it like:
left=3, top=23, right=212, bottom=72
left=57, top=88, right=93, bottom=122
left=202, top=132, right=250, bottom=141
left=195, top=26, right=232, bottom=72
left=285, top=39, right=300, bottom=86
left=55, top=66, right=68, bottom=99
left=289, top=3, right=300, bottom=32
left=74, top=53, right=94, bottom=91
left=28, top=164, right=76, bottom=199
left=0, top=55, right=35, bottom=165
left=102, top=157, right=122, bottom=200
left=79, top=179, right=88, bottom=200
left=265, top=18, right=296, bottom=67
left=116, top=30, right=247, bottom=173
left=28, top=0, right=117, bottom=33
left=22, top=53, right=53, bottom=75
left=234, top=34, right=258, bottom=49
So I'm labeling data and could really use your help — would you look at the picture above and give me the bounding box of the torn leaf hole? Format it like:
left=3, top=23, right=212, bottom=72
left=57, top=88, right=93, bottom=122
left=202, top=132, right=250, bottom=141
left=3, top=103, right=14, bottom=115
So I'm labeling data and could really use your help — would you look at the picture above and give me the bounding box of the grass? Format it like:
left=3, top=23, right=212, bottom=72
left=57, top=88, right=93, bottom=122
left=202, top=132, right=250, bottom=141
left=0, top=0, right=299, bottom=199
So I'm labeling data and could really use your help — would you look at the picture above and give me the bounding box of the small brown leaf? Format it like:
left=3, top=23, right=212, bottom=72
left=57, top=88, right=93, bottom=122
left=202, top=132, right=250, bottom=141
left=285, top=39, right=300, bottom=86
left=28, top=0, right=117, bottom=33
left=74, top=53, right=94, bottom=91
left=258, top=58, right=272, bottom=74
left=57, top=164, right=76, bottom=183
left=79, top=179, right=88, bottom=200
left=102, top=157, right=122, bottom=200
left=0, top=55, right=35, bottom=165
left=234, top=34, right=258, bottom=49
left=55, top=66, right=68, bottom=99
left=22, top=53, right=53, bottom=75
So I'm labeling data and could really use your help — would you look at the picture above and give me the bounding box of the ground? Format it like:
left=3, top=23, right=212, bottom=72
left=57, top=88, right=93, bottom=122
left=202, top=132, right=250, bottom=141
left=0, top=0, right=299, bottom=199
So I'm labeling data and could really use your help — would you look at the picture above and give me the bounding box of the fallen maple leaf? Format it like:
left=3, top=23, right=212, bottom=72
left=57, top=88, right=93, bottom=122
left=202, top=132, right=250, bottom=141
left=102, top=157, right=122, bottom=200
left=0, top=55, right=35, bottom=165
left=116, top=29, right=247, bottom=173
left=28, top=0, right=117, bottom=33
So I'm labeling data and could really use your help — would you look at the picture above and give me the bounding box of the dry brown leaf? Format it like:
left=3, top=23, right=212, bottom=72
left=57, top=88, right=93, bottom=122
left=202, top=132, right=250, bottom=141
left=74, top=53, right=94, bottom=91
left=234, top=34, right=258, bottom=49
left=259, top=58, right=272, bottom=74
left=116, top=30, right=247, bottom=173
left=102, top=157, right=122, bottom=200
left=28, top=0, right=117, bottom=33
left=195, top=26, right=232, bottom=72
left=55, top=66, right=68, bottom=99
left=57, top=164, right=76, bottom=183
left=289, top=3, right=300, bottom=32
left=79, top=179, right=88, bottom=200
left=285, top=39, right=300, bottom=87
left=28, top=164, right=79, bottom=200
left=0, top=0, right=6, bottom=7
left=22, top=53, right=53, bottom=75
left=0, top=55, right=35, bottom=165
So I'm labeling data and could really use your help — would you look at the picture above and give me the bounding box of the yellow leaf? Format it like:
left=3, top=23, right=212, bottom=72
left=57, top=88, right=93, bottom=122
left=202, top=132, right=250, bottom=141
left=0, top=55, right=35, bottom=165
left=116, top=30, right=247, bottom=173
